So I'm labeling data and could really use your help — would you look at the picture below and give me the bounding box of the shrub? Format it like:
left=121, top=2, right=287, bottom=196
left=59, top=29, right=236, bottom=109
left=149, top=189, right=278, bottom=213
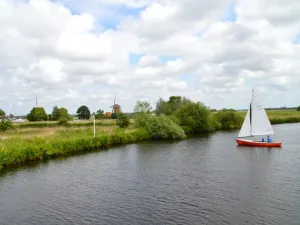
left=174, top=102, right=211, bottom=133
left=135, top=114, right=186, bottom=139
left=111, top=113, right=118, bottom=119
left=0, top=119, right=13, bottom=132
left=116, top=113, right=130, bottom=128
left=27, top=107, right=48, bottom=121
left=215, top=109, right=243, bottom=130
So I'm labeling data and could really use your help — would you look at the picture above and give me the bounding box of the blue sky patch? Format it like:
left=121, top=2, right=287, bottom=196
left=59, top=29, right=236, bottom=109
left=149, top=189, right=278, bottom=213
left=159, top=55, right=178, bottom=63
left=221, top=1, right=237, bottom=22
left=129, top=53, right=145, bottom=65
left=293, top=34, right=300, bottom=44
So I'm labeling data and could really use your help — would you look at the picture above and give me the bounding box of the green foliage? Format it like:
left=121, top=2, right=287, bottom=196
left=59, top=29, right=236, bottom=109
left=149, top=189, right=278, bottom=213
left=95, top=109, right=105, bottom=119
left=111, top=113, right=118, bottom=119
left=174, top=102, right=211, bottom=133
left=155, top=96, right=191, bottom=115
left=135, top=114, right=186, bottom=139
left=0, top=109, right=5, bottom=118
left=0, top=128, right=150, bottom=168
left=0, top=119, right=13, bottom=132
left=116, top=113, right=130, bottom=128
left=58, top=107, right=72, bottom=121
left=51, top=106, right=60, bottom=121
left=27, top=107, right=48, bottom=121
left=76, top=105, right=91, bottom=120
left=297, top=106, right=300, bottom=111
left=215, top=109, right=243, bottom=130
left=134, top=101, right=153, bottom=114
left=97, top=109, right=104, bottom=114
left=155, top=98, right=168, bottom=115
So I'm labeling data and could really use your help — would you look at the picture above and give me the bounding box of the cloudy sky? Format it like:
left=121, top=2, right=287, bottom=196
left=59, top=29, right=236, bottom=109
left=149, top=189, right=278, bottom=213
left=1, top=0, right=300, bottom=115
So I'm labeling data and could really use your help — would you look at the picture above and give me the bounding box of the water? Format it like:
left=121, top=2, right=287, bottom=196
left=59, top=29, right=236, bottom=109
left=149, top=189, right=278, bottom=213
left=0, top=123, right=300, bottom=225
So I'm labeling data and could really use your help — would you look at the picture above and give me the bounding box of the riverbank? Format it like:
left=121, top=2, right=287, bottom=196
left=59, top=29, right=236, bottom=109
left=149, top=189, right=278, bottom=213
left=0, top=125, right=150, bottom=169
left=1, top=110, right=300, bottom=169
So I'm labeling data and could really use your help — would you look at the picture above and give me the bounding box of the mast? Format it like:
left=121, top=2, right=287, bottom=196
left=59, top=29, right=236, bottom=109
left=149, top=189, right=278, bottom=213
left=250, top=89, right=254, bottom=136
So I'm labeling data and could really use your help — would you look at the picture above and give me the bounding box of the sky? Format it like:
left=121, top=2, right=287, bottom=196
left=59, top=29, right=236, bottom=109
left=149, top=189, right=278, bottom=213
left=1, top=0, right=300, bottom=115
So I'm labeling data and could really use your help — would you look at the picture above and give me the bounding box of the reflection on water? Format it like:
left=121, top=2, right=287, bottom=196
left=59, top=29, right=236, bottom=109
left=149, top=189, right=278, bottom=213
left=0, top=123, right=300, bottom=225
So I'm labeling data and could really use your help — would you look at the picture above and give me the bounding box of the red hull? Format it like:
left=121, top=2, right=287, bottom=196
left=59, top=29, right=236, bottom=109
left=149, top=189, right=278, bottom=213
left=236, top=139, right=282, bottom=147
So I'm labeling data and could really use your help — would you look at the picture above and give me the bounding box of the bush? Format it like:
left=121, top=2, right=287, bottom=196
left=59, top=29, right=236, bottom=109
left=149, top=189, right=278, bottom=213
left=116, top=113, right=130, bottom=128
left=135, top=114, right=186, bottom=139
left=174, top=102, right=211, bottom=133
left=297, top=106, right=300, bottom=111
left=0, top=119, right=14, bottom=132
left=111, top=113, right=118, bottom=119
left=215, top=109, right=243, bottom=130
left=27, top=107, right=48, bottom=121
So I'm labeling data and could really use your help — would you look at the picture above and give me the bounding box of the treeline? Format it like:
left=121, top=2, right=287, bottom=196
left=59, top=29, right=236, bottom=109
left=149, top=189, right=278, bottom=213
left=131, top=96, right=243, bottom=139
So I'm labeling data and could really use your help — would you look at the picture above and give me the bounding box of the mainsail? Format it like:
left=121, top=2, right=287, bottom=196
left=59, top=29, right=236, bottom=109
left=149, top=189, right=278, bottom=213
left=238, top=89, right=274, bottom=138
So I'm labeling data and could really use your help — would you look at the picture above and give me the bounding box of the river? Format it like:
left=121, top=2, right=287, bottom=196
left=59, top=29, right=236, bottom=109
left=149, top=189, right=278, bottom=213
left=0, top=123, right=300, bottom=225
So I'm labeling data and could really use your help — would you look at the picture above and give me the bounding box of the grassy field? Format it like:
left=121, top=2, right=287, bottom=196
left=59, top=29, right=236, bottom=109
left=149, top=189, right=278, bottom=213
left=0, top=122, right=149, bottom=168
left=236, top=110, right=300, bottom=121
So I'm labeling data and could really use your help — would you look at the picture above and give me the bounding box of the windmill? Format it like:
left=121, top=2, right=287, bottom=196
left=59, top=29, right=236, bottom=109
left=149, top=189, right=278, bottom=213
left=110, top=93, right=121, bottom=114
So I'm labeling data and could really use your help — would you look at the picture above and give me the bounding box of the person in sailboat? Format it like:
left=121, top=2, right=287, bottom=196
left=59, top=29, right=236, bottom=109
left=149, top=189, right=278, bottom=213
left=267, top=136, right=272, bottom=143
left=261, top=138, right=264, bottom=142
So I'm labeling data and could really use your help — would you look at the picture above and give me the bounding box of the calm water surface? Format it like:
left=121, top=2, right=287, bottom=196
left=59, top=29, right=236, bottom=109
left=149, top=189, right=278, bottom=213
left=1, top=123, right=300, bottom=225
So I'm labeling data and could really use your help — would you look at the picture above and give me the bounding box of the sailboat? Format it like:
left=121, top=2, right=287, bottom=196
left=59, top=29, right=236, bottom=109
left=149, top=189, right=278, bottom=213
left=236, top=89, right=282, bottom=147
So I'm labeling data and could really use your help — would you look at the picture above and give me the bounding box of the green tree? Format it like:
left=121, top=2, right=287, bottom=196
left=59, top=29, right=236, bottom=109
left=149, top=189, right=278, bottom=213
left=155, top=96, right=191, bottom=115
left=297, top=106, right=300, bottom=111
left=174, top=102, right=211, bottom=133
left=76, top=105, right=91, bottom=120
left=0, top=119, right=13, bottom=132
left=95, top=109, right=104, bottom=119
left=155, top=98, right=168, bottom=115
left=116, top=113, right=130, bottom=128
left=27, top=107, right=48, bottom=121
left=51, top=106, right=60, bottom=121
left=0, top=109, right=5, bottom=118
left=58, top=107, right=71, bottom=121
left=215, top=109, right=243, bottom=130
left=134, top=101, right=153, bottom=114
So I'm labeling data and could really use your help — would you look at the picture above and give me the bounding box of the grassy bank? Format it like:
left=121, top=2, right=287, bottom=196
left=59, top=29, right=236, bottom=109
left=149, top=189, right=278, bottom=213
left=1, top=110, right=299, bottom=169
left=0, top=125, right=150, bottom=168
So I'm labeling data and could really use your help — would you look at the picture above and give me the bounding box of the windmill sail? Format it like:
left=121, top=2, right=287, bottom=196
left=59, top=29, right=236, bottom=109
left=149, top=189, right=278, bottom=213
left=238, top=89, right=274, bottom=138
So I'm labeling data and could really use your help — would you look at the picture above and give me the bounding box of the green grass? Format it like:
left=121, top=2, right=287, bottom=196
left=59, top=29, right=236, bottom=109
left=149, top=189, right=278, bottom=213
left=0, top=126, right=150, bottom=168
left=236, top=110, right=300, bottom=124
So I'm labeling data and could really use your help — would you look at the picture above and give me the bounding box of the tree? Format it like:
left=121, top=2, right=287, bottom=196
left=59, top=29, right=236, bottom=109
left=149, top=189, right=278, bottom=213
left=134, top=101, right=152, bottom=114
left=76, top=105, right=91, bottom=120
left=155, top=98, right=168, bottom=115
left=174, top=102, right=211, bottom=133
left=27, top=107, right=48, bottom=121
left=155, top=96, right=191, bottom=116
left=0, top=109, right=5, bottom=118
left=116, top=113, right=130, bottom=128
left=215, top=109, right=243, bottom=130
left=58, top=107, right=71, bottom=120
left=51, top=106, right=60, bottom=121
left=297, top=106, right=300, bottom=111
left=95, top=109, right=104, bottom=119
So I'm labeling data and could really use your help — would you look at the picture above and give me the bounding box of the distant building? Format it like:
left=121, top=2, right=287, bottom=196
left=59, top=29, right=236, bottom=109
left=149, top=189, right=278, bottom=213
left=105, top=112, right=112, bottom=117
left=111, top=104, right=121, bottom=114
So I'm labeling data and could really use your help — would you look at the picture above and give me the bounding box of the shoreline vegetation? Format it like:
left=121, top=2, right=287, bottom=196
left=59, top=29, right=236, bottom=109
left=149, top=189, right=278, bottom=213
left=1, top=97, right=300, bottom=169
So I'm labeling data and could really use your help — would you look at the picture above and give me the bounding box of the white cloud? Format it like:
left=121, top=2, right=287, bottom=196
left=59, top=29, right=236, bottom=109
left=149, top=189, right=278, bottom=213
left=0, top=0, right=300, bottom=116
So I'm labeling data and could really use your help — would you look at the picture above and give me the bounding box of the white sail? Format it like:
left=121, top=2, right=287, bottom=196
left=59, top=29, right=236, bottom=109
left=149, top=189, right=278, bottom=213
left=238, top=106, right=251, bottom=138
left=238, top=89, right=274, bottom=138
left=251, top=90, right=274, bottom=136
